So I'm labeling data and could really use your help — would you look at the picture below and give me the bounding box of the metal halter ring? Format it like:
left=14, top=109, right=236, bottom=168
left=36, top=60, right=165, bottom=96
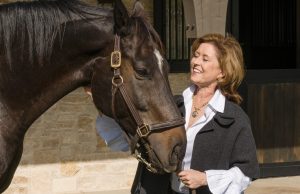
left=112, top=75, right=124, bottom=87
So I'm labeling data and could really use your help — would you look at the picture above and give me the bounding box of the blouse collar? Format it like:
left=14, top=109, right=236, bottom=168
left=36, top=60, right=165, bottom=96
left=183, top=84, right=225, bottom=114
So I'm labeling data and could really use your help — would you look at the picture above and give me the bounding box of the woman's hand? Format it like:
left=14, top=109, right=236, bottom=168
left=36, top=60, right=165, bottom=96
left=178, top=169, right=208, bottom=189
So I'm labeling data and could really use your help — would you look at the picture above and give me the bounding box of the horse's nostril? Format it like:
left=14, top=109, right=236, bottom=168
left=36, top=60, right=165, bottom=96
left=170, top=145, right=182, bottom=165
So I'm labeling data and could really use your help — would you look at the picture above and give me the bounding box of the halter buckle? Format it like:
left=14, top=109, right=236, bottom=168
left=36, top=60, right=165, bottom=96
left=137, top=124, right=151, bottom=138
left=111, top=51, right=121, bottom=68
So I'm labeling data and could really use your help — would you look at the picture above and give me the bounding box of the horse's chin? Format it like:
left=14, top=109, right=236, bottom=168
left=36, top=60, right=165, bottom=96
left=144, top=165, right=174, bottom=174
left=163, top=165, right=178, bottom=173
left=147, top=163, right=178, bottom=174
left=146, top=153, right=181, bottom=174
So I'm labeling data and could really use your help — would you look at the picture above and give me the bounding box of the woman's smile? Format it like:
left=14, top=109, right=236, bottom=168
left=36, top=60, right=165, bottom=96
left=192, top=65, right=203, bottom=74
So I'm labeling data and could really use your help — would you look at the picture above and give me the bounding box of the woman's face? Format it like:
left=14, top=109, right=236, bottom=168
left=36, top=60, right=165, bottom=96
left=190, top=43, right=223, bottom=88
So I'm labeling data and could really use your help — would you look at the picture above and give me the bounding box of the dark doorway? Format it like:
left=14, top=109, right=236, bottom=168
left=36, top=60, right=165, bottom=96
left=234, top=0, right=300, bottom=177
left=238, top=0, right=297, bottom=69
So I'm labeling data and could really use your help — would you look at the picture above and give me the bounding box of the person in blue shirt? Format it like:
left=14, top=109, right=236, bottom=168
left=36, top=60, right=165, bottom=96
left=84, top=86, right=129, bottom=152
left=95, top=114, right=129, bottom=152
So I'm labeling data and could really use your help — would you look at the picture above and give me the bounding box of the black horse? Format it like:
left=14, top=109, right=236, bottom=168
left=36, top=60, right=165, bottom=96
left=0, top=0, right=186, bottom=192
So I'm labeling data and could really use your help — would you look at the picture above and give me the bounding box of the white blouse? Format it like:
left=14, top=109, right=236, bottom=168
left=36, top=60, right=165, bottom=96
left=171, top=85, right=251, bottom=194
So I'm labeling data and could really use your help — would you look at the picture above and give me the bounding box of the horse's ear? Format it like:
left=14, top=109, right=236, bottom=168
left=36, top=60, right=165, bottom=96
left=114, top=0, right=130, bottom=36
left=132, top=1, right=145, bottom=18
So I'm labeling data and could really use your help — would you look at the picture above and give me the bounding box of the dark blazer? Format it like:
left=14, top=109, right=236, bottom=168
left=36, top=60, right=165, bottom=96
left=131, top=96, right=260, bottom=194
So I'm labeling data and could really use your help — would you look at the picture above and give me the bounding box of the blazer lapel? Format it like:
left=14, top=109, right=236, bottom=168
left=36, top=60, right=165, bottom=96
left=178, top=95, right=236, bottom=133
left=198, top=99, right=236, bottom=133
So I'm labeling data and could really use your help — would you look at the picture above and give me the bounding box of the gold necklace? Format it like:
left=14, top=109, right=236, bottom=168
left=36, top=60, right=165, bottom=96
left=191, top=102, right=208, bottom=118
left=191, top=88, right=210, bottom=118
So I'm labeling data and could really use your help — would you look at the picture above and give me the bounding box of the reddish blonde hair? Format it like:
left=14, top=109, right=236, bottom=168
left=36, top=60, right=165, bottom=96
left=191, top=33, right=245, bottom=104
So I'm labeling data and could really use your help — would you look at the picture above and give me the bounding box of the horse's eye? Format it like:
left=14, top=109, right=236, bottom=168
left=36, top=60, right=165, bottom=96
left=136, top=68, right=148, bottom=76
left=135, top=68, right=151, bottom=79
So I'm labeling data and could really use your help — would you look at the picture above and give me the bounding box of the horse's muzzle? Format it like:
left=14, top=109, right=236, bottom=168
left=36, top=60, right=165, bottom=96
left=145, top=126, right=187, bottom=174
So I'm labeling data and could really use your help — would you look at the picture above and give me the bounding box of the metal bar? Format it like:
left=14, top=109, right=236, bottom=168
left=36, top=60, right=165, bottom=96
left=182, top=0, right=187, bottom=59
left=175, top=0, right=178, bottom=59
left=168, top=0, right=171, bottom=59
left=153, top=0, right=164, bottom=43
left=297, top=0, right=300, bottom=68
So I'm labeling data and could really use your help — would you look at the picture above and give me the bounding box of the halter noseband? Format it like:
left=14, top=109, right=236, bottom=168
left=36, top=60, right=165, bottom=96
left=110, top=35, right=185, bottom=173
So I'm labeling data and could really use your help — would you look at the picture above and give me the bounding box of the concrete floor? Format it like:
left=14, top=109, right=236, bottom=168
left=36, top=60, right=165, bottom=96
left=245, top=175, right=300, bottom=194
left=84, top=176, right=300, bottom=194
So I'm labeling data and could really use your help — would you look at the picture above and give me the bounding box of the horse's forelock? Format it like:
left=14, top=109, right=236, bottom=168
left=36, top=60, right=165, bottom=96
left=131, top=1, right=145, bottom=18
left=127, top=16, right=168, bottom=76
left=130, top=15, right=164, bottom=55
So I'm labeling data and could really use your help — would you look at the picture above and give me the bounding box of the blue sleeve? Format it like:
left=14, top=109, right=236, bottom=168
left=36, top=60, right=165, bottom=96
left=96, top=115, right=129, bottom=152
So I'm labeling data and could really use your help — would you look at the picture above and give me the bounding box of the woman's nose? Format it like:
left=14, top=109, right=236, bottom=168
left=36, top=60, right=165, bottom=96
left=193, top=58, right=202, bottom=66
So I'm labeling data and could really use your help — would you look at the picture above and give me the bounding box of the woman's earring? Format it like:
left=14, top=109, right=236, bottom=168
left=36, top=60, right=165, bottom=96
left=217, top=76, right=224, bottom=84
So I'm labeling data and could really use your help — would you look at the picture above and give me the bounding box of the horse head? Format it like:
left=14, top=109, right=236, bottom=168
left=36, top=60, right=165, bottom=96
left=91, top=0, right=186, bottom=173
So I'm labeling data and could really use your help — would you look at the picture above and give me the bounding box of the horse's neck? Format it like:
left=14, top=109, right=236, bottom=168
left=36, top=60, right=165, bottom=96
left=0, top=17, right=114, bottom=132
left=0, top=66, right=91, bottom=134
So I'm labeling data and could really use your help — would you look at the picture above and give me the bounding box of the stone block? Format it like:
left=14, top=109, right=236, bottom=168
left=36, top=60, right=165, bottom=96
left=52, top=177, right=77, bottom=193
left=33, top=150, right=60, bottom=164
left=61, top=132, right=79, bottom=145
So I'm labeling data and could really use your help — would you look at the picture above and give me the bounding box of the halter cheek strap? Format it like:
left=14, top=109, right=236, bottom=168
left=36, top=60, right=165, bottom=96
left=110, top=35, right=185, bottom=173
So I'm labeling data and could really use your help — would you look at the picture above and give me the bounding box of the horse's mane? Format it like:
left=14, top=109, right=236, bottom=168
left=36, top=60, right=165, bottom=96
left=0, top=0, right=164, bottom=68
left=0, top=0, right=107, bottom=67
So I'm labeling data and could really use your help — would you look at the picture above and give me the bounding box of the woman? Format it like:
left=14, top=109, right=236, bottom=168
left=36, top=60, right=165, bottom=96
left=96, top=33, right=259, bottom=194
left=131, top=33, right=259, bottom=194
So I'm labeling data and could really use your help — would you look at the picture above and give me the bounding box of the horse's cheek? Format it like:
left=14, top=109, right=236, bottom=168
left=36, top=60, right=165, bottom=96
left=91, top=73, right=111, bottom=115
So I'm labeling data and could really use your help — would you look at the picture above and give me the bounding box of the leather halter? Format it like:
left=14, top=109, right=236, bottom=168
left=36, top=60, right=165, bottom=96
left=110, top=35, right=185, bottom=173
